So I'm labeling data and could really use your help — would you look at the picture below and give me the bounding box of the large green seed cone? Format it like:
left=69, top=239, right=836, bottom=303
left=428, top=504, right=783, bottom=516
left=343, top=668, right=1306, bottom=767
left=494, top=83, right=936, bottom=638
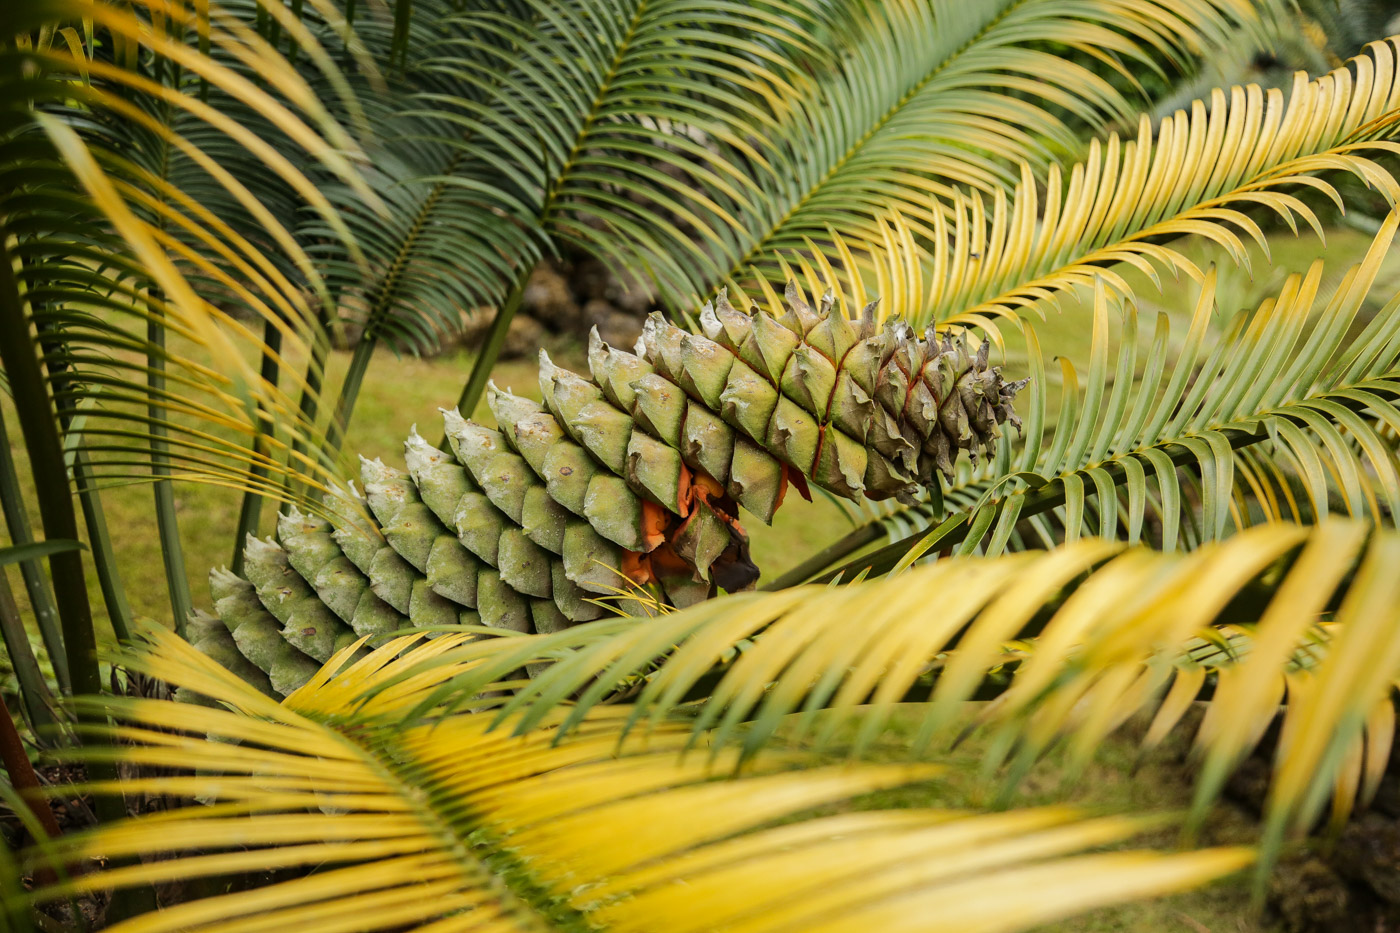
left=694, top=285, right=1026, bottom=496
left=192, top=284, right=1024, bottom=695
left=277, top=506, right=405, bottom=644
left=241, top=535, right=361, bottom=663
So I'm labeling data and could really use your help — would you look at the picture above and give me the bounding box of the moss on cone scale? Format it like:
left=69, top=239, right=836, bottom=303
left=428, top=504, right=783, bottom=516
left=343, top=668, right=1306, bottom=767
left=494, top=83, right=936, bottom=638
left=191, top=284, right=1025, bottom=694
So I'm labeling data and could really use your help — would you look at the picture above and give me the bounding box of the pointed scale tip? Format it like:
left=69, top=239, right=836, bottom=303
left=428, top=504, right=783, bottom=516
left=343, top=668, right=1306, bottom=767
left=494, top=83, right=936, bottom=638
left=439, top=406, right=467, bottom=431
left=359, top=456, right=394, bottom=485
left=244, top=534, right=280, bottom=556
left=699, top=301, right=722, bottom=340
left=716, top=289, right=738, bottom=316
left=538, top=348, right=560, bottom=380
left=451, top=421, right=492, bottom=454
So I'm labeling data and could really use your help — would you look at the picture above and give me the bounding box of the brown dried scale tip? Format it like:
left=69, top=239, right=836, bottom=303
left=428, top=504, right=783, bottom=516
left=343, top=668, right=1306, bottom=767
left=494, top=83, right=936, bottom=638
left=190, top=284, right=1026, bottom=693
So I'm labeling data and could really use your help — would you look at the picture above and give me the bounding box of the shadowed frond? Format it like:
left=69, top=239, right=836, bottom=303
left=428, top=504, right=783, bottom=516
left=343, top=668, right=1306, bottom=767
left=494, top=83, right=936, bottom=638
left=20, top=626, right=1255, bottom=933
left=307, top=0, right=834, bottom=357
left=3, top=0, right=380, bottom=511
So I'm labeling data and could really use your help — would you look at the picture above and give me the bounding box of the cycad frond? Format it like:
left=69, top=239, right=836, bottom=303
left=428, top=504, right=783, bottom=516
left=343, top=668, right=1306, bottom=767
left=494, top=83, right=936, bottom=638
left=409, top=520, right=1400, bottom=870
left=712, top=0, right=1283, bottom=298
left=795, top=211, right=1400, bottom=581
left=312, top=0, right=833, bottom=358
left=5, top=0, right=377, bottom=507
left=22, top=626, right=1254, bottom=933
left=832, top=37, right=1400, bottom=331
left=977, top=216, right=1400, bottom=549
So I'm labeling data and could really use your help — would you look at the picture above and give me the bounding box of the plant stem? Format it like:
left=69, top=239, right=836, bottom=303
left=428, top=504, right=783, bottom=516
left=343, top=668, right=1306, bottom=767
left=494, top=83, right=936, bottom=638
left=0, top=237, right=102, bottom=705
left=449, top=267, right=530, bottom=436
left=0, top=402, right=68, bottom=691
left=33, top=333, right=134, bottom=645
left=0, top=691, right=61, bottom=891
left=0, top=235, right=134, bottom=901
left=0, top=566, right=60, bottom=740
left=231, top=320, right=283, bottom=574
left=147, top=295, right=192, bottom=635
left=762, top=522, right=883, bottom=590
left=69, top=451, right=133, bottom=643
left=327, top=329, right=376, bottom=455
left=4, top=234, right=157, bottom=932
left=285, top=328, right=329, bottom=509
left=0, top=692, right=62, bottom=844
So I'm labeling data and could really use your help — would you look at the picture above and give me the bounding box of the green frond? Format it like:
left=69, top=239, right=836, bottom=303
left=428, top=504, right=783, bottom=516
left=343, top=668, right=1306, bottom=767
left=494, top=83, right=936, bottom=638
left=305, top=0, right=836, bottom=360
left=849, top=37, right=1400, bottom=330
left=792, top=211, right=1400, bottom=582
left=712, top=0, right=1284, bottom=300
left=23, top=625, right=1254, bottom=932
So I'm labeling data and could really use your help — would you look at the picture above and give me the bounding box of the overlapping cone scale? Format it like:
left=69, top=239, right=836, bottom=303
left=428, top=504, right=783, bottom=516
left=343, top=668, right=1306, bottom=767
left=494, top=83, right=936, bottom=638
left=192, top=285, right=1025, bottom=694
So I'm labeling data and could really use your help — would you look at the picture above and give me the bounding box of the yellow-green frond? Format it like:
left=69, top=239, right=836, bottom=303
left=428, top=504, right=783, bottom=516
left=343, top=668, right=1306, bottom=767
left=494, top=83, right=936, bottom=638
left=5, top=0, right=382, bottom=516
left=715, top=0, right=1284, bottom=300
left=24, top=626, right=1252, bottom=932
left=831, top=38, right=1400, bottom=331
left=392, top=520, right=1400, bottom=874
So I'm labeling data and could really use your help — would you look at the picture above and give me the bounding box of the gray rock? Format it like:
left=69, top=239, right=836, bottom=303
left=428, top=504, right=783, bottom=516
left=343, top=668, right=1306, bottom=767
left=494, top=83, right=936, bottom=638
left=522, top=263, right=580, bottom=333
left=572, top=258, right=612, bottom=302
left=1270, top=857, right=1354, bottom=933
left=584, top=299, right=643, bottom=350
left=459, top=310, right=546, bottom=361
left=606, top=269, right=654, bottom=314
left=1336, top=814, right=1400, bottom=905
left=500, top=314, right=547, bottom=360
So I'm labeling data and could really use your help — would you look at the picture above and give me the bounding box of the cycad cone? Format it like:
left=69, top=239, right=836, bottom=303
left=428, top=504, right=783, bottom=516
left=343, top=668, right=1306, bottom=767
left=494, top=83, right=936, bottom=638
left=191, top=284, right=1027, bottom=697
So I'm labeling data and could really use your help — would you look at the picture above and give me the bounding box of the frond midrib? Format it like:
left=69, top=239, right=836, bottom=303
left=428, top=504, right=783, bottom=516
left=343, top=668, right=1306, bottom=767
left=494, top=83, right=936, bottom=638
left=538, top=0, right=647, bottom=227
left=307, top=710, right=572, bottom=932
left=718, top=0, right=1029, bottom=287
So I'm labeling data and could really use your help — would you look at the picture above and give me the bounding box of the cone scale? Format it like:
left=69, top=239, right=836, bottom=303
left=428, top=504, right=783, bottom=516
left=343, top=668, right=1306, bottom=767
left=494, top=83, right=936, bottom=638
left=195, top=286, right=1026, bottom=693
